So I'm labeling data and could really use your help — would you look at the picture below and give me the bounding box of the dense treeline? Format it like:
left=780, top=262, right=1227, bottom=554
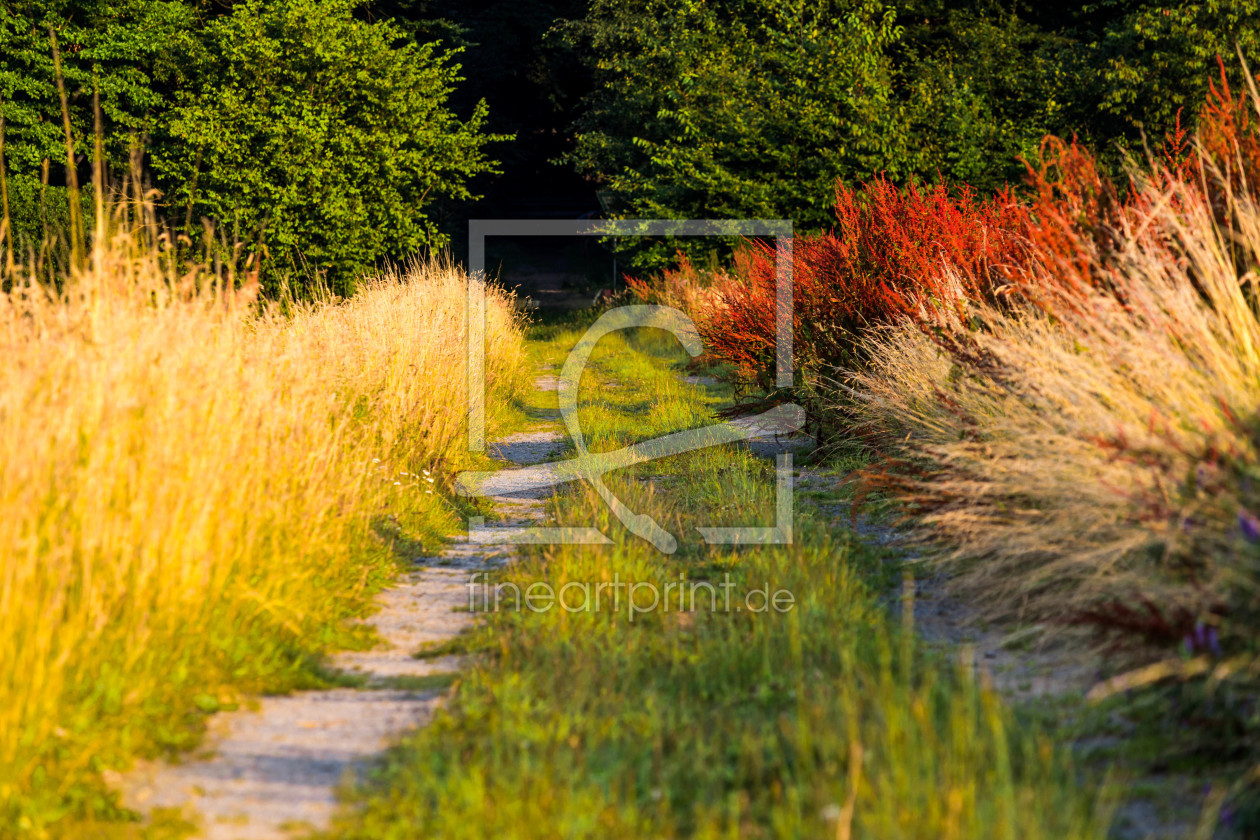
left=2, top=0, right=1257, bottom=285
left=561, top=0, right=1260, bottom=267
left=0, top=0, right=500, bottom=289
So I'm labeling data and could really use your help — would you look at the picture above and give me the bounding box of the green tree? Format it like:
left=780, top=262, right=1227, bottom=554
left=562, top=0, right=905, bottom=269
left=891, top=0, right=1085, bottom=192
left=0, top=1, right=198, bottom=244
left=1087, top=0, right=1260, bottom=143
left=153, top=0, right=503, bottom=289
left=0, top=0, right=503, bottom=289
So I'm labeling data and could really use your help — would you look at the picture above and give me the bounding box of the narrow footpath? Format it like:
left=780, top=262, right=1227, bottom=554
left=116, top=377, right=566, bottom=839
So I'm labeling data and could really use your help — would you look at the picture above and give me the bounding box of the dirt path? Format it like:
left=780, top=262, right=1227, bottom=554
left=115, top=378, right=565, bottom=839
left=116, top=362, right=1173, bottom=837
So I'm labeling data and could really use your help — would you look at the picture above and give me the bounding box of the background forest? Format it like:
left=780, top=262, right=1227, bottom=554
left=3, top=0, right=1258, bottom=283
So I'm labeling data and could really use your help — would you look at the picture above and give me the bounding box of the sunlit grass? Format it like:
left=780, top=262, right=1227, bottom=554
left=0, top=217, right=528, bottom=835
left=328, top=323, right=1111, bottom=839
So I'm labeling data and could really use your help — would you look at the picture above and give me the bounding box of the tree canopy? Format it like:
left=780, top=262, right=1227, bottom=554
left=154, top=0, right=500, bottom=285
left=2, top=0, right=1258, bottom=281
left=567, top=0, right=902, bottom=226
left=0, top=0, right=502, bottom=289
left=559, top=0, right=1260, bottom=267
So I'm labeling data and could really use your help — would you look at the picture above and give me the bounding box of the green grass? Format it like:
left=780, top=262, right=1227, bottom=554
left=325, top=322, right=1113, bottom=839
left=371, top=674, right=461, bottom=693
left=412, top=636, right=479, bottom=661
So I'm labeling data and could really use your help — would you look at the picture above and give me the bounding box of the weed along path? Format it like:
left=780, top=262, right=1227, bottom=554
left=117, top=377, right=566, bottom=840
left=322, top=323, right=1111, bottom=840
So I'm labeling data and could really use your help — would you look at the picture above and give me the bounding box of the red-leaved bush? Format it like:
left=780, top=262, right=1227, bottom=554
left=1200, top=59, right=1260, bottom=190
left=667, top=125, right=1214, bottom=399
left=634, top=133, right=1133, bottom=398
left=672, top=178, right=1035, bottom=393
left=632, top=61, right=1260, bottom=425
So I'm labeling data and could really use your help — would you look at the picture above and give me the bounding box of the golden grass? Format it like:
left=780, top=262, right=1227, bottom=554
left=849, top=143, right=1260, bottom=636
left=0, top=220, right=526, bottom=833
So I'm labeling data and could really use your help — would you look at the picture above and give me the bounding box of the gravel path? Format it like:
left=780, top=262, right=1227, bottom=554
left=115, top=378, right=564, bottom=839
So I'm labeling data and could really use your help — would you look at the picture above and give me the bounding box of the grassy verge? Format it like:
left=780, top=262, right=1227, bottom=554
left=619, top=75, right=1260, bottom=827
left=328, top=321, right=1111, bottom=839
left=0, top=217, right=529, bottom=836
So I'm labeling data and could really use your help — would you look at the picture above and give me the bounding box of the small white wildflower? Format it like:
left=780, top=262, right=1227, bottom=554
left=371, top=458, right=381, bottom=463
left=393, top=481, right=401, bottom=486
left=426, top=477, right=435, bottom=484
left=423, top=469, right=431, bottom=476
left=650, top=788, right=663, bottom=802
left=426, top=490, right=433, bottom=495
left=820, top=804, right=842, bottom=821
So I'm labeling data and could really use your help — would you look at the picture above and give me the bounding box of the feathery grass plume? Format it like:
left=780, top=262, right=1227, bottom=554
left=624, top=247, right=745, bottom=315
left=849, top=64, right=1260, bottom=658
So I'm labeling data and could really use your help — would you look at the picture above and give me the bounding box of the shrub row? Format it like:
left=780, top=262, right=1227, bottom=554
left=632, top=62, right=1260, bottom=815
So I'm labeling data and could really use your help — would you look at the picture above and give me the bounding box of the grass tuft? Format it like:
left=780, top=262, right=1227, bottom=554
left=0, top=207, right=527, bottom=834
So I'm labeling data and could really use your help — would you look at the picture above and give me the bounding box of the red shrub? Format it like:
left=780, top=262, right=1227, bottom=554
left=1013, top=64, right=1260, bottom=325
left=693, top=176, right=1032, bottom=389
left=645, top=62, right=1259, bottom=405
left=1000, top=137, right=1123, bottom=313
left=625, top=247, right=755, bottom=314
left=1199, top=59, right=1260, bottom=191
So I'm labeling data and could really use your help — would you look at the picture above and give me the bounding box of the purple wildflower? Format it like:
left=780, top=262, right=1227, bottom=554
left=1239, top=508, right=1260, bottom=543
left=1183, top=621, right=1223, bottom=657
left=1207, top=626, right=1222, bottom=657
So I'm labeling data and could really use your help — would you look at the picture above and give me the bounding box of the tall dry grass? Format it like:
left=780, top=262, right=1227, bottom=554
left=849, top=102, right=1260, bottom=651
left=0, top=211, right=526, bottom=833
